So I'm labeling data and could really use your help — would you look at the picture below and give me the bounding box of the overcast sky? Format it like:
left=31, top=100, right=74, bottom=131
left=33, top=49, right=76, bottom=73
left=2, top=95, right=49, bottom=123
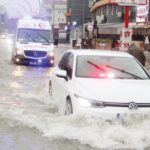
left=0, top=0, right=42, bottom=18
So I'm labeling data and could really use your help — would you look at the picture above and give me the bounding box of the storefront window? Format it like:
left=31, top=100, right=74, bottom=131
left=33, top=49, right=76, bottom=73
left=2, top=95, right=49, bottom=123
left=132, top=28, right=146, bottom=41
left=109, top=4, right=112, bottom=15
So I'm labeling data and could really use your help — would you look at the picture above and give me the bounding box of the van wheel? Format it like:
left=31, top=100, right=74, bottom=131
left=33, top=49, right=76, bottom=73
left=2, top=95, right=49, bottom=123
left=65, top=99, right=73, bottom=115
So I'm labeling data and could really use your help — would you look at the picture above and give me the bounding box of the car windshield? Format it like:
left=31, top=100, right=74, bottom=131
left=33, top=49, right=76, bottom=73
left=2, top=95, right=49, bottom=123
left=17, top=28, right=53, bottom=44
left=76, top=55, right=149, bottom=79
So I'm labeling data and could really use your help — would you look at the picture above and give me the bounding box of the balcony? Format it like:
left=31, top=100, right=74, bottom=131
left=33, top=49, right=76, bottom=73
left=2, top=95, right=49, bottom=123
left=90, top=0, right=110, bottom=12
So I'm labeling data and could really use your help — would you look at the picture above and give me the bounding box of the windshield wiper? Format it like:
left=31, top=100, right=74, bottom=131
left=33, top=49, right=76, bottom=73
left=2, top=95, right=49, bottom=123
left=87, top=61, right=106, bottom=72
left=25, top=32, right=36, bottom=42
left=34, top=31, right=50, bottom=44
left=19, top=41, right=28, bottom=44
left=42, top=43, right=51, bottom=45
left=106, top=65, right=142, bottom=79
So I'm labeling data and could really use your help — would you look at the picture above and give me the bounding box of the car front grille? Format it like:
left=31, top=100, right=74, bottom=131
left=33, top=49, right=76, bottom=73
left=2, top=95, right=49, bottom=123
left=24, top=50, right=47, bottom=58
left=103, top=102, right=150, bottom=108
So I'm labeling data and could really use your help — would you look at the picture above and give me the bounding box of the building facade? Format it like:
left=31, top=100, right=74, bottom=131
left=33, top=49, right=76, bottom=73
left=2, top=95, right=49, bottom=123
left=89, top=0, right=136, bottom=39
left=66, top=0, right=90, bottom=26
left=89, top=0, right=136, bottom=24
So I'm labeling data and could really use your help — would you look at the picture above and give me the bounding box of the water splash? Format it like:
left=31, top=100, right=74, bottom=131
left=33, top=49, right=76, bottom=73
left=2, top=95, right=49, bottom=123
left=1, top=0, right=42, bottom=18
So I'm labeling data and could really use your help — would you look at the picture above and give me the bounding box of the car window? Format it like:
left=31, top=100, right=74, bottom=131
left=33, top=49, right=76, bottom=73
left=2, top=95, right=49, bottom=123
left=58, top=53, right=66, bottom=69
left=58, top=53, right=70, bottom=69
left=58, top=52, right=74, bottom=79
left=65, top=54, right=74, bottom=79
left=76, top=55, right=149, bottom=79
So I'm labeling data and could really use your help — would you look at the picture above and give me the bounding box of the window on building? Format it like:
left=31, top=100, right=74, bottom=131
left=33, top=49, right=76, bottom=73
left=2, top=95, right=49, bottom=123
left=130, top=7, right=136, bottom=21
left=106, top=5, right=109, bottom=16
left=96, top=9, right=99, bottom=17
left=108, top=4, right=112, bottom=15
left=103, top=5, right=106, bottom=15
left=118, top=5, right=123, bottom=12
left=113, top=4, right=117, bottom=16
left=99, top=8, right=101, bottom=16
left=100, top=7, right=103, bottom=16
left=58, top=10, right=61, bottom=14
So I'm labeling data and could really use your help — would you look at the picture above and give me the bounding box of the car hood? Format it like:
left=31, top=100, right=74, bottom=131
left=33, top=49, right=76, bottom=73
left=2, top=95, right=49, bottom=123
left=74, top=78, right=150, bottom=103
left=16, top=42, right=54, bottom=51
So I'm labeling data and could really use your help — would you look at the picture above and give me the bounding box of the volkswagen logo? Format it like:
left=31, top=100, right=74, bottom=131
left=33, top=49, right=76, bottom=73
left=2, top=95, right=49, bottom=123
left=128, top=102, right=138, bottom=110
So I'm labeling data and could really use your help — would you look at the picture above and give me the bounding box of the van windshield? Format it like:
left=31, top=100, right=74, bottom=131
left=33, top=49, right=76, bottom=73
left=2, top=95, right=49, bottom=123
left=17, top=28, right=53, bottom=44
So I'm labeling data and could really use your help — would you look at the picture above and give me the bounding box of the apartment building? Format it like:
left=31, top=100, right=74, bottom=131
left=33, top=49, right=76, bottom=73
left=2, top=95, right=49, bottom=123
left=42, top=0, right=67, bottom=26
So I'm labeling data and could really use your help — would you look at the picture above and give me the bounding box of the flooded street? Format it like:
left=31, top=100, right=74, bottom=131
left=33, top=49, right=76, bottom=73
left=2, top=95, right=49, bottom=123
left=0, top=40, right=99, bottom=150
left=0, top=39, right=150, bottom=150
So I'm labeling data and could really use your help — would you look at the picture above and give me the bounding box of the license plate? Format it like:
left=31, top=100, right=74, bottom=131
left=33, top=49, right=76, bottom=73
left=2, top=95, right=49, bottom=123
left=29, top=62, right=37, bottom=65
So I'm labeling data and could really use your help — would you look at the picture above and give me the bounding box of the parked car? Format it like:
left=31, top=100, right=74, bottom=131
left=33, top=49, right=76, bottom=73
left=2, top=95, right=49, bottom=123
left=49, top=49, right=150, bottom=116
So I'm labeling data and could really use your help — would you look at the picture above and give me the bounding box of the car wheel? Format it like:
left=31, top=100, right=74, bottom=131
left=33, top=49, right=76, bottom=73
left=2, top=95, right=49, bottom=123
left=49, top=80, right=52, bottom=96
left=65, top=99, right=73, bottom=115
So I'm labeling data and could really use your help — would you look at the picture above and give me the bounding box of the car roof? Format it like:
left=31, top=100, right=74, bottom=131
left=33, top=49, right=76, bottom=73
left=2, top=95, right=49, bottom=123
left=66, top=49, right=133, bottom=58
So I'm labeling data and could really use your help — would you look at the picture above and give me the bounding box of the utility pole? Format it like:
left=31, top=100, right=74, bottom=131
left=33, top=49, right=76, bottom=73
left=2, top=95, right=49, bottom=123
left=82, top=0, right=85, bottom=38
left=52, top=0, right=55, bottom=25
left=124, top=6, right=129, bottom=28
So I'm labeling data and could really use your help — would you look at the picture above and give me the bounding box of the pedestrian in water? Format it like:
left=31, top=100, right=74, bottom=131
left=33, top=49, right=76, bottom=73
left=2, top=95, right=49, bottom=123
left=128, top=42, right=146, bottom=66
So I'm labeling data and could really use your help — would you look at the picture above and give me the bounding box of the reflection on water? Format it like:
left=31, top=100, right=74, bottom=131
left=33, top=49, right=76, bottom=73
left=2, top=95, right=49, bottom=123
left=11, top=65, right=52, bottom=78
left=12, top=66, right=25, bottom=77
left=10, top=81, right=22, bottom=88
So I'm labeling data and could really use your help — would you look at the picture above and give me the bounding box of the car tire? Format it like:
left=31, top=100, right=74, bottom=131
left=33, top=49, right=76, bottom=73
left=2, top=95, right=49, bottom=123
left=65, top=99, right=73, bottom=115
left=49, top=80, right=52, bottom=96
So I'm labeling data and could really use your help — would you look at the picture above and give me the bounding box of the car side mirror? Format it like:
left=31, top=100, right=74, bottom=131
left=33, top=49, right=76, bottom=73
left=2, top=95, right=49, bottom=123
left=55, top=70, right=68, bottom=81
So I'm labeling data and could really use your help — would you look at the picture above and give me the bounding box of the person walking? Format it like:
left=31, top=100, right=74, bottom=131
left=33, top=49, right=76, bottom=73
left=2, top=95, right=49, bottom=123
left=111, top=40, right=116, bottom=50
left=54, top=34, right=59, bottom=48
left=144, top=34, right=150, bottom=52
left=128, top=42, right=146, bottom=66
left=111, top=40, right=119, bottom=51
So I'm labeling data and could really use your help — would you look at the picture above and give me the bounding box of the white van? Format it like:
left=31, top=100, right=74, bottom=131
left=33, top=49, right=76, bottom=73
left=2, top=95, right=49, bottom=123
left=12, top=18, right=54, bottom=66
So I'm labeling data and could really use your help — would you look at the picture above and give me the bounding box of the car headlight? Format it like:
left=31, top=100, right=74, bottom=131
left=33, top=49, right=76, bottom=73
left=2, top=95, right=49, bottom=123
left=74, top=94, right=105, bottom=108
left=48, top=51, right=54, bottom=57
left=16, top=48, right=23, bottom=55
